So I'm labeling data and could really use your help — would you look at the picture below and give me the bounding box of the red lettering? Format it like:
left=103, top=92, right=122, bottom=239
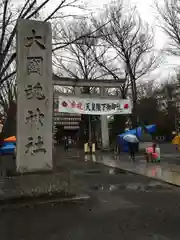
left=124, top=103, right=129, bottom=109
left=62, top=101, right=68, bottom=107
left=71, top=101, right=76, bottom=108
left=76, top=102, right=83, bottom=110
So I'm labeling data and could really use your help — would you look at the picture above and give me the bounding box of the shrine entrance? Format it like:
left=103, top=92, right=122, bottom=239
left=53, top=75, right=131, bottom=150
left=16, top=19, right=131, bottom=174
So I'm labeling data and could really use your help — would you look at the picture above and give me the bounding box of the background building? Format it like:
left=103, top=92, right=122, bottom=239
left=154, top=84, right=180, bottom=112
left=53, top=97, right=81, bottom=141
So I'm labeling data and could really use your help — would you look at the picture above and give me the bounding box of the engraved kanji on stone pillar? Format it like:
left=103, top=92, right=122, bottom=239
left=25, top=29, right=46, bottom=49
left=24, top=136, right=46, bottom=156
left=25, top=108, right=45, bottom=128
left=27, top=57, right=43, bottom=75
left=17, top=19, right=52, bottom=173
left=24, top=82, right=45, bottom=100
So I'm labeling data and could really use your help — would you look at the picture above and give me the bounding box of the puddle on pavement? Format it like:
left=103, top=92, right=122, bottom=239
left=147, top=181, right=169, bottom=188
left=84, top=155, right=97, bottom=162
left=84, top=154, right=120, bottom=163
left=84, top=169, right=101, bottom=174
left=90, top=181, right=172, bottom=192
left=83, top=167, right=128, bottom=175
left=90, top=184, right=104, bottom=191
left=148, top=234, right=170, bottom=240
left=108, top=167, right=128, bottom=175
left=90, top=184, right=119, bottom=191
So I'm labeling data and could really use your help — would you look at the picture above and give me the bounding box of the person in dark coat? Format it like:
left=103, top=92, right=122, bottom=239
left=64, top=136, right=68, bottom=151
left=128, top=142, right=136, bottom=161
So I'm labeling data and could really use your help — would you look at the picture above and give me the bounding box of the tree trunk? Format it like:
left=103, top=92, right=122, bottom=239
left=125, top=59, right=138, bottom=129
left=130, top=74, right=138, bottom=129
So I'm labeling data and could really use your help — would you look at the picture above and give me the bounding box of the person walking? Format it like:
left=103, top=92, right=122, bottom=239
left=123, top=134, right=139, bottom=162
left=64, top=136, right=68, bottom=151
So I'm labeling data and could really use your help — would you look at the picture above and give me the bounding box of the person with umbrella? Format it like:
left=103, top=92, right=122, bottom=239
left=123, top=134, right=139, bottom=161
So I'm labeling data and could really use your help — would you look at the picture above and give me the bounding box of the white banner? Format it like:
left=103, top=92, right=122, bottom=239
left=57, top=96, right=132, bottom=115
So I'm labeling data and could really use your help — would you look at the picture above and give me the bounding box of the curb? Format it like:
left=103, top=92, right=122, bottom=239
left=122, top=168, right=180, bottom=188
left=0, top=193, right=90, bottom=211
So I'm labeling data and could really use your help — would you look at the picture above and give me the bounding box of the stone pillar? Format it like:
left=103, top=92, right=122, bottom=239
left=100, top=87, right=110, bottom=150
left=16, top=20, right=53, bottom=173
left=101, top=115, right=109, bottom=150
left=74, top=86, right=81, bottom=95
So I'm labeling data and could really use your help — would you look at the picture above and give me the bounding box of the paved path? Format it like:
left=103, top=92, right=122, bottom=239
left=54, top=146, right=180, bottom=186
left=1, top=145, right=179, bottom=201
left=1, top=162, right=180, bottom=240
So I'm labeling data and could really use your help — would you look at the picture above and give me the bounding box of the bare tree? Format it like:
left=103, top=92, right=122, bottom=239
left=93, top=43, right=130, bottom=99
left=157, top=81, right=177, bottom=110
left=53, top=19, right=107, bottom=91
left=137, top=79, right=159, bottom=100
left=0, top=0, right=84, bottom=85
left=156, top=0, right=180, bottom=55
left=93, top=1, right=157, bottom=127
left=0, top=0, right=87, bottom=141
left=0, top=77, right=16, bottom=117
left=53, top=19, right=109, bottom=142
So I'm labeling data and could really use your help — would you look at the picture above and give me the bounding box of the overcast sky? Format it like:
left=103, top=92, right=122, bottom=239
left=129, top=0, right=180, bottom=81
left=43, top=0, right=166, bottom=49
left=89, top=0, right=180, bottom=80
left=50, top=0, right=180, bottom=81
left=16, top=0, right=180, bottom=81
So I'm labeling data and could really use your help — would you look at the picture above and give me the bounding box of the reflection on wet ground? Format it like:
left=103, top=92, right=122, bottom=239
left=108, top=167, right=128, bottom=175
left=83, top=154, right=180, bottom=186
left=89, top=180, right=172, bottom=192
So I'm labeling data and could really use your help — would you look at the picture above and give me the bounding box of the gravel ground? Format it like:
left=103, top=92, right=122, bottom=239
left=1, top=163, right=180, bottom=240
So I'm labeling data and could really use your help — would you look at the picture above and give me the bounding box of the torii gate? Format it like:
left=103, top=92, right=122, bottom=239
left=53, top=74, right=126, bottom=150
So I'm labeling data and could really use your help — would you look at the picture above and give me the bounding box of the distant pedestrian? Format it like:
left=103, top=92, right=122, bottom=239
left=64, top=136, right=68, bottom=151
left=68, top=137, right=72, bottom=145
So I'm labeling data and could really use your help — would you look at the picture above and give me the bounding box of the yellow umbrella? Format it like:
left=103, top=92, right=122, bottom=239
left=172, top=135, right=180, bottom=145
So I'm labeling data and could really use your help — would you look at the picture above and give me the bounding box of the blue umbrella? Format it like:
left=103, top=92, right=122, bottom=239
left=123, top=134, right=139, bottom=143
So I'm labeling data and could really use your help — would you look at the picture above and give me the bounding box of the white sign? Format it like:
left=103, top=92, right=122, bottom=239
left=58, top=96, right=132, bottom=115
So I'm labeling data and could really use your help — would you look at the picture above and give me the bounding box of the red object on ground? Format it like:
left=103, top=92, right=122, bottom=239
left=152, top=152, right=158, bottom=160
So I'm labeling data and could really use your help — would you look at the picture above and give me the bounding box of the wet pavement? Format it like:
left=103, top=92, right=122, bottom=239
left=1, top=145, right=180, bottom=240
left=81, top=154, right=180, bottom=186
left=88, top=174, right=173, bottom=192
left=1, top=163, right=180, bottom=240
left=1, top=147, right=180, bottom=201
left=1, top=146, right=180, bottom=239
left=53, top=145, right=180, bottom=186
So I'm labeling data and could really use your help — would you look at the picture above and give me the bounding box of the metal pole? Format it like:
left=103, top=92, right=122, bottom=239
left=88, top=115, right=92, bottom=153
left=88, top=115, right=92, bottom=142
